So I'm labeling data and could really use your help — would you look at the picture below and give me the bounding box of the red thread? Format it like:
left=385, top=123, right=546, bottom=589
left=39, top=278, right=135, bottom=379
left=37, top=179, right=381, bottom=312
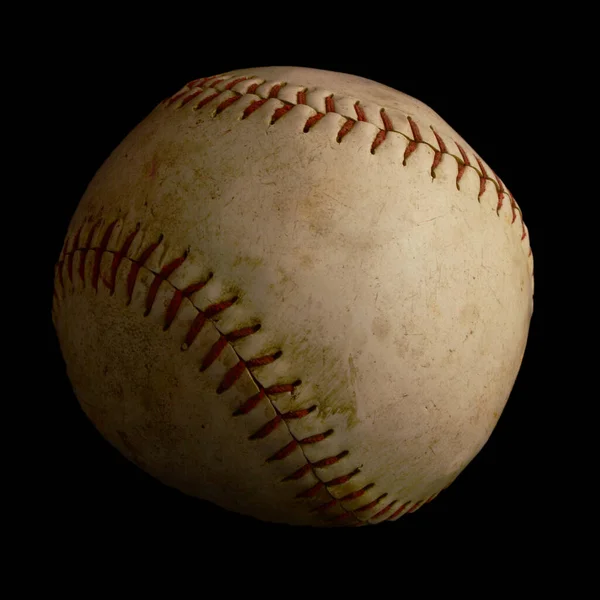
left=297, top=90, right=307, bottom=104
left=380, top=108, right=393, bottom=131
left=370, top=130, right=386, bottom=154
left=371, top=500, right=397, bottom=520
left=282, top=464, right=312, bottom=482
left=246, top=350, right=282, bottom=368
left=126, top=235, right=163, bottom=305
left=223, top=77, right=248, bottom=90
left=355, top=493, right=387, bottom=513
left=226, top=325, right=261, bottom=341
left=78, top=222, right=98, bottom=285
left=455, top=143, right=471, bottom=187
left=166, top=91, right=187, bottom=106
left=336, top=120, right=354, bottom=143
left=266, top=440, right=298, bottom=462
left=296, top=482, right=324, bottom=498
left=242, top=99, right=268, bottom=119
left=107, top=223, right=139, bottom=294
left=354, top=102, right=367, bottom=121
left=145, top=252, right=188, bottom=317
left=204, top=298, right=237, bottom=319
left=407, top=116, right=423, bottom=142
left=270, top=103, right=293, bottom=124
left=281, top=406, right=316, bottom=420
left=189, top=75, right=218, bottom=89
left=311, top=450, right=349, bottom=468
left=492, top=170, right=506, bottom=214
left=200, top=336, right=228, bottom=371
left=268, top=84, right=282, bottom=98
left=300, top=430, right=333, bottom=444
left=182, top=312, right=206, bottom=348
left=476, top=157, right=489, bottom=199
left=195, top=91, right=220, bottom=111
left=340, top=483, right=374, bottom=502
left=91, top=220, right=118, bottom=290
left=325, top=468, right=360, bottom=486
left=408, top=500, right=423, bottom=513
left=249, top=415, right=283, bottom=440
left=233, top=389, right=266, bottom=416
left=311, top=499, right=338, bottom=513
left=217, top=361, right=247, bottom=394
left=180, top=90, right=203, bottom=107
left=246, top=82, right=259, bottom=95
left=403, top=140, right=418, bottom=165
left=264, top=382, right=300, bottom=395
left=208, top=78, right=225, bottom=88
left=303, top=113, right=324, bottom=132
left=508, top=192, right=518, bottom=223
left=430, top=129, right=449, bottom=178
left=432, top=129, right=448, bottom=153
left=386, top=501, right=411, bottom=520
left=325, top=95, right=335, bottom=113
left=215, top=95, right=241, bottom=114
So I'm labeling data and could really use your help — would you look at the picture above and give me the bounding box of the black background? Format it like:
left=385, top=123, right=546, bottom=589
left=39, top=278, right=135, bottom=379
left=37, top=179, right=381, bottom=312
left=40, top=30, right=556, bottom=555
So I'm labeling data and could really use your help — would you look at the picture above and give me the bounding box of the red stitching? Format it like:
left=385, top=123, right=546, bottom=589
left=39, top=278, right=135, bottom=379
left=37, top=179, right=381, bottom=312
left=80, top=220, right=101, bottom=285
left=325, top=468, right=360, bottom=487
left=355, top=493, right=388, bottom=512
left=371, top=500, right=398, bottom=520
left=455, top=143, right=471, bottom=188
left=371, top=130, right=386, bottom=154
left=270, top=103, right=293, bottom=124
left=303, top=113, right=324, bottom=132
left=476, top=157, right=488, bottom=200
left=145, top=252, right=188, bottom=316
left=200, top=336, right=229, bottom=371
left=354, top=102, right=367, bottom=122
left=126, top=234, right=163, bottom=305
left=242, top=99, right=268, bottom=119
left=386, top=501, right=411, bottom=521
left=164, top=275, right=212, bottom=331
left=195, top=91, right=220, bottom=111
left=336, top=119, right=355, bottom=143
left=296, top=482, right=325, bottom=498
left=108, top=223, right=139, bottom=295
left=266, top=440, right=298, bottom=462
left=311, top=450, right=349, bottom=468
left=249, top=415, right=284, bottom=440
left=180, top=90, right=202, bottom=107
left=268, top=83, right=283, bottom=98
left=215, top=95, right=241, bottom=115
left=223, top=76, right=249, bottom=91
left=340, top=483, right=374, bottom=501
left=430, top=129, right=448, bottom=179
left=282, top=464, right=312, bottom=482
left=55, top=137, right=516, bottom=524
left=163, top=74, right=530, bottom=259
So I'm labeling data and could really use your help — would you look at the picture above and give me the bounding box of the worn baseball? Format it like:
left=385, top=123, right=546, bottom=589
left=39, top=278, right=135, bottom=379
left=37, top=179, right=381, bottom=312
left=52, top=67, right=533, bottom=526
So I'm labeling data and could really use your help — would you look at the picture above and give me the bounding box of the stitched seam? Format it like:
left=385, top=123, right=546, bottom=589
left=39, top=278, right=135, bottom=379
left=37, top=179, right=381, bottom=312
left=53, top=221, right=442, bottom=525
left=162, top=74, right=532, bottom=263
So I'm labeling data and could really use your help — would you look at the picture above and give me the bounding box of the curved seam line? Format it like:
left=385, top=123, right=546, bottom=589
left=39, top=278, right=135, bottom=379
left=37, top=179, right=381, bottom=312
left=54, top=246, right=372, bottom=525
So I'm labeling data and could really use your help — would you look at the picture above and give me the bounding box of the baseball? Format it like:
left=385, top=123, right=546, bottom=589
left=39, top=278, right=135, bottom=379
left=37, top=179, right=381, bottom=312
left=52, top=66, right=533, bottom=526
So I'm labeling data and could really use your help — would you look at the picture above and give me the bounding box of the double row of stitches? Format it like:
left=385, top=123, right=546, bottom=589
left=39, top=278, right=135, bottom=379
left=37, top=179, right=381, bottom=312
left=163, top=74, right=529, bottom=250
left=54, top=219, right=431, bottom=525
